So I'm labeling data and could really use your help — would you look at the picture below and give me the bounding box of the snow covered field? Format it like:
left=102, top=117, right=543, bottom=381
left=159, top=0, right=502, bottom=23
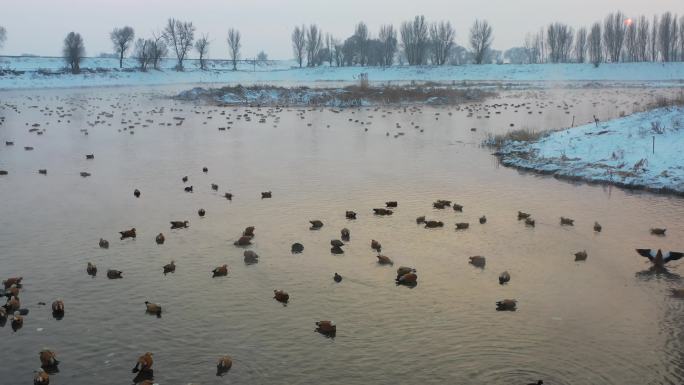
left=1, top=56, right=684, bottom=90
left=494, top=106, right=684, bottom=194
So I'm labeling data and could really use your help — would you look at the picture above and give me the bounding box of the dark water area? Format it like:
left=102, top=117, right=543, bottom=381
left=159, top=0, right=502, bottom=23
left=0, top=86, right=683, bottom=385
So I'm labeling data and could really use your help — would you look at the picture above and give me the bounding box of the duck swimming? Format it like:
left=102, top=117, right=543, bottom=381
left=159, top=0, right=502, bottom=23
left=217, top=355, right=233, bottom=375
left=309, top=220, right=324, bottom=230
left=39, top=350, right=59, bottom=369
left=145, top=301, right=162, bottom=316
left=469, top=256, right=486, bottom=268
left=99, top=238, right=109, bottom=249
left=333, top=273, right=342, bottom=282
left=316, top=320, right=336, bottom=336
left=594, top=222, right=602, bottom=232
left=341, top=228, right=350, bottom=241
left=496, top=299, right=517, bottom=311
left=273, top=290, right=289, bottom=303
left=499, top=271, right=510, bottom=284
left=107, top=270, right=123, bottom=279
left=574, top=250, right=588, bottom=261
left=650, top=228, right=666, bottom=236
left=86, top=262, right=97, bottom=276
left=424, top=220, right=444, bottom=228
left=132, top=352, right=154, bottom=374
left=371, top=240, right=382, bottom=252
left=560, top=217, right=574, bottom=226
left=261, top=191, right=272, bottom=199
left=119, top=228, right=136, bottom=240
left=244, top=250, right=259, bottom=264
left=234, top=236, right=252, bottom=246
left=517, top=211, right=531, bottom=220
left=34, top=369, right=49, bottom=385
left=170, top=221, right=189, bottom=229
left=163, top=260, right=176, bottom=274
left=212, top=264, right=229, bottom=277
left=51, top=300, right=64, bottom=317
left=291, top=243, right=304, bottom=254
left=155, top=233, right=165, bottom=244
left=376, top=255, right=393, bottom=265
left=635, top=249, right=683, bottom=268
left=373, top=208, right=393, bottom=216
left=346, top=211, right=357, bottom=219
left=134, top=189, right=140, bottom=198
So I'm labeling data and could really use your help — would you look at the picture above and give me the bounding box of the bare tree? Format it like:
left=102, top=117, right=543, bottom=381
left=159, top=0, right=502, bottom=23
left=469, top=19, right=493, bottom=64
left=636, top=16, right=650, bottom=61
left=292, top=25, right=306, bottom=68
left=148, top=33, right=167, bottom=70
left=133, top=38, right=150, bottom=71
left=110, top=26, right=135, bottom=69
left=547, top=23, right=574, bottom=63
left=658, top=12, right=676, bottom=62
left=624, top=19, right=638, bottom=62
left=680, top=16, right=684, bottom=61
left=227, top=28, right=241, bottom=70
left=574, top=27, right=587, bottom=63
left=379, top=24, right=397, bottom=66
left=0, top=26, right=6, bottom=50
left=305, top=24, right=323, bottom=67
left=63, top=32, right=85, bottom=74
left=195, top=34, right=209, bottom=70
left=650, top=15, right=659, bottom=61
left=353, top=22, right=369, bottom=65
left=401, top=15, right=429, bottom=65
left=163, top=18, right=195, bottom=70
left=588, top=22, right=603, bottom=67
left=430, top=21, right=455, bottom=65
left=603, top=11, right=626, bottom=62
left=257, top=50, right=268, bottom=63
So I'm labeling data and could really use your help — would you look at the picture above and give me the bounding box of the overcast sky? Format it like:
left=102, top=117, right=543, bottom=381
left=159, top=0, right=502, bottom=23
left=1, top=0, right=682, bottom=59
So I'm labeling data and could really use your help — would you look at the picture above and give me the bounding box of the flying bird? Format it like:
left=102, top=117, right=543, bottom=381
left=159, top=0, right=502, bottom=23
left=635, top=249, right=683, bottom=268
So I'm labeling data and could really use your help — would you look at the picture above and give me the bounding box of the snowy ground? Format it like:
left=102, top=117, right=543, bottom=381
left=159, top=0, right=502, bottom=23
left=494, top=106, right=684, bottom=194
left=1, top=56, right=684, bottom=90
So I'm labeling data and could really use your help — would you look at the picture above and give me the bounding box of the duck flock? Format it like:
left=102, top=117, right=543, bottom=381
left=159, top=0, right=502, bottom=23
left=1, top=88, right=683, bottom=385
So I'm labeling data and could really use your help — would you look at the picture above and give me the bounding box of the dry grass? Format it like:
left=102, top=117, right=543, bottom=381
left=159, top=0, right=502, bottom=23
left=648, top=89, right=684, bottom=109
left=485, top=128, right=548, bottom=148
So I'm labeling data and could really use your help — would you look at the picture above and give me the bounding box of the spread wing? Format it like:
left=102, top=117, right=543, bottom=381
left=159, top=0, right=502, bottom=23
left=636, top=249, right=655, bottom=261
left=665, top=251, right=683, bottom=263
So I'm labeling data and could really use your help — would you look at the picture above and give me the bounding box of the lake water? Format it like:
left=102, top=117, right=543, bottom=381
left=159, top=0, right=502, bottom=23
left=1, top=85, right=683, bottom=385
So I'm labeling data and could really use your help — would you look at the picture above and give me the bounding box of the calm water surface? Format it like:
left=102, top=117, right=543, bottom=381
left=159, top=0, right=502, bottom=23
left=0, top=86, right=683, bottom=385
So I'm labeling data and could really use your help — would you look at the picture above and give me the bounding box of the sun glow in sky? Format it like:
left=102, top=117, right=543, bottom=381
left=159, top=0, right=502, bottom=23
left=1, top=0, right=682, bottom=58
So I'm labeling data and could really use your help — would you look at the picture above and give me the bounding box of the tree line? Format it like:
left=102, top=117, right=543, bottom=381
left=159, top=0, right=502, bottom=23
left=507, top=11, right=684, bottom=66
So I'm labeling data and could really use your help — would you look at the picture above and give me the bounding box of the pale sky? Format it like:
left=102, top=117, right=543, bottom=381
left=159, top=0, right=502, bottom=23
left=1, top=0, right=682, bottom=59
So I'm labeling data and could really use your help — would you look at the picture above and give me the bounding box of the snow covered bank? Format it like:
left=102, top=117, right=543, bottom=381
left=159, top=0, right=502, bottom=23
left=1, top=58, right=684, bottom=90
left=175, top=85, right=490, bottom=107
left=494, top=107, right=684, bottom=195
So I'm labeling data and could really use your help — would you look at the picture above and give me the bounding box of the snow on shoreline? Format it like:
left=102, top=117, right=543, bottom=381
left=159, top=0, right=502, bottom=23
left=1, top=58, right=684, bottom=90
left=495, top=107, right=684, bottom=195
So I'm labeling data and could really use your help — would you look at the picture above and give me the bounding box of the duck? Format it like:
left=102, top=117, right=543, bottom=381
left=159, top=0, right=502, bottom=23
left=373, top=208, right=393, bottom=216
left=145, top=301, right=162, bottom=316
left=479, top=216, right=487, bottom=224
left=211, top=183, right=219, bottom=191
left=234, top=236, right=252, bottom=246
left=499, top=271, right=510, bottom=284
left=309, top=220, right=324, bottom=230
left=574, top=250, right=588, bottom=261
left=469, top=256, right=486, bottom=268
left=650, top=228, right=666, bottom=236
left=38, top=169, right=47, bottom=175
left=635, top=249, right=683, bottom=268
left=333, top=273, right=342, bottom=282
left=107, top=269, right=123, bottom=279
left=243, top=226, right=255, bottom=237
left=155, top=233, right=165, bottom=244
left=170, top=221, right=189, bottom=229
left=315, top=320, right=336, bottom=336
left=424, top=220, right=443, bottom=228
left=273, top=290, right=289, bottom=303
left=79, top=172, right=91, bottom=177
left=184, top=185, right=193, bottom=193
left=560, top=217, right=574, bottom=226
left=39, top=350, right=59, bottom=369
left=385, top=201, right=398, bottom=208
left=224, top=192, right=233, bottom=200
left=217, top=355, right=233, bottom=374
left=86, top=262, right=97, bottom=276
left=291, top=243, right=304, bottom=254
left=416, top=216, right=426, bottom=224
left=525, top=218, right=535, bottom=227
left=331, top=239, right=344, bottom=248
left=85, top=154, right=94, bottom=160
left=6, top=295, right=20, bottom=312
left=517, top=211, right=531, bottom=220
left=182, top=176, right=188, bottom=183
left=594, top=222, right=602, bottom=232
left=0, top=306, right=7, bottom=321
left=163, top=261, right=176, bottom=274
left=527, top=380, right=543, bottom=385
left=453, top=204, right=463, bottom=212
left=99, top=238, right=109, bottom=249
left=3, top=277, right=22, bottom=289
left=202, top=167, right=208, bottom=173
left=51, top=300, right=64, bottom=316
left=212, top=264, right=228, bottom=277
left=396, top=272, right=418, bottom=285
left=6, top=283, right=19, bottom=297
left=371, top=239, right=382, bottom=252
left=455, top=222, right=470, bottom=230
left=34, top=369, right=49, bottom=385
left=11, top=311, right=23, bottom=329
left=396, top=266, right=416, bottom=278
left=261, top=191, right=272, bottom=199
left=496, top=299, right=517, bottom=311
left=198, top=208, right=206, bottom=217
left=132, top=352, right=154, bottom=373
left=119, top=228, right=136, bottom=240
left=376, top=255, right=393, bottom=265
left=133, top=189, right=140, bottom=198
left=346, top=211, right=357, bottom=219
left=433, top=200, right=451, bottom=209
left=244, top=250, right=259, bottom=264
